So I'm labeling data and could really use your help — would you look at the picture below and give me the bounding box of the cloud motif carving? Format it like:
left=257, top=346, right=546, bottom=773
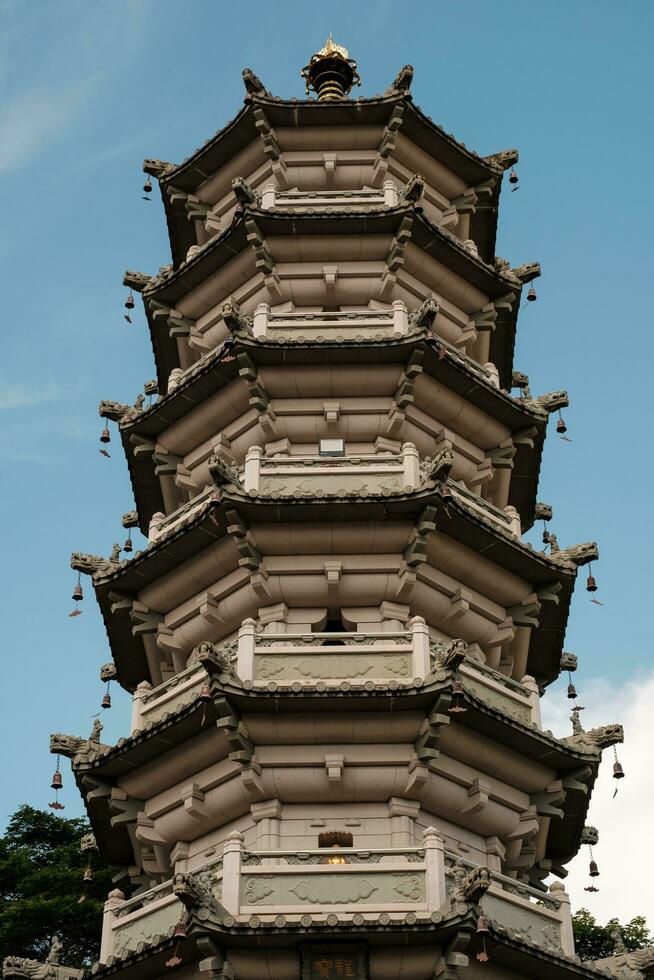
left=290, top=877, right=378, bottom=903
left=392, top=874, right=424, bottom=901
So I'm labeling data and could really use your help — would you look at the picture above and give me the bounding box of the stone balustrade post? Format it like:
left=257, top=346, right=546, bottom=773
left=260, top=185, right=276, bottom=210
left=130, top=681, right=153, bottom=734
left=383, top=179, right=399, bottom=207
left=221, top=832, right=244, bottom=915
left=236, top=618, right=258, bottom=681
left=100, top=888, right=125, bottom=964
left=148, top=511, right=165, bottom=544
left=167, top=368, right=184, bottom=393
left=408, top=616, right=431, bottom=678
left=550, top=880, right=575, bottom=956
left=392, top=299, right=409, bottom=335
left=244, top=446, right=263, bottom=493
left=520, top=674, right=542, bottom=728
left=422, top=826, right=446, bottom=911
left=401, top=442, right=420, bottom=489
left=253, top=303, right=270, bottom=339
left=503, top=505, right=522, bottom=538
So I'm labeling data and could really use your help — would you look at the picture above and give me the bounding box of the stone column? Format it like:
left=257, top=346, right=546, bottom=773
left=100, top=888, right=125, bottom=964
left=387, top=798, right=420, bottom=847
left=401, top=442, right=420, bottom=489
left=408, top=615, right=431, bottom=678
left=130, top=681, right=152, bottom=734
left=520, top=674, right=542, bottom=728
left=251, top=799, right=282, bottom=865
left=422, top=826, right=446, bottom=911
left=244, top=445, right=263, bottom=493
left=550, top=880, right=575, bottom=956
left=221, top=831, right=244, bottom=915
left=236, top=618, right=257, bottom=681
left=253, top=303, right=270, bottom=339
left=392, top=299, right=409, bottom=334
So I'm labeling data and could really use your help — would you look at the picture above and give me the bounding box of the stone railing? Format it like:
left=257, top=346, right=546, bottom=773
left=459, top=661, right=539, bottom=727
left=148, top=486, right=213, bottom=543
left=128, top=621, right=541, bottom=731
left=100, top=833, right=574, bottom=964
left=445, top=854, right=574, bottom=957
left=130, top=661, right=210, bottom=734
left=250, top=301, right=412, bottom=341
left=450, top=482, right=520, bottom=537
left=237, top=617, right=430, bottom=684
left=261, top=184, right=395, bottom=212
left=243, top=444, right=423, bottom=498
left=102, top=861, right=223, bottom=962
left=100, top=832, right=442, bottom=962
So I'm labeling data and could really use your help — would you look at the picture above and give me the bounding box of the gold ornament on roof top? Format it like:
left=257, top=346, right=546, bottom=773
left=301, top=34, right=361, bottom=102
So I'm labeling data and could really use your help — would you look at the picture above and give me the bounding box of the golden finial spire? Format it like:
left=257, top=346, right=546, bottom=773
left=301, top=35, right=361, bottom=101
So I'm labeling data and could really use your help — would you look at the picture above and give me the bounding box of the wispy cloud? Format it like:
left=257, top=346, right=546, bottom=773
left=0, top=0, right=153, bottom=173
left=0, top=81, right=98, bottom=174
left=0, top=382, right=61, bottom=410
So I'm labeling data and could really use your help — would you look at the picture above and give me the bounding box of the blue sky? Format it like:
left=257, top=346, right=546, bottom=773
left=1, top=0, right=653, bottom=909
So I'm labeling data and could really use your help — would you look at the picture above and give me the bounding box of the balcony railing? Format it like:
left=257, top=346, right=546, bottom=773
left=261, top=186, right=393, bottom=212
left=236, top=618, right=429, bottom=685
left=243, top=444, right=423, bottom=499
left=129, top=621, right=540, bottom=733
left=250, top=301, right=413, bottom=341
left=445, top=854, right=573, bottom=957
left=459, top=661, right=537, bottom=727
left=101, top=834, right=574, bottom=964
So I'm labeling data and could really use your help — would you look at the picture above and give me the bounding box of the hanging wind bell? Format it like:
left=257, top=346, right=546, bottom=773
left=542, top=523, right=550, bottom=545
left=142, top=177, right=153, bottom=201
left=586, top=564, right=603, bottom=605
left=49, top=756, right=65, bottom=810
left=448, top=675, right=467, bottom=714
left=566, top=672, right=578, bottom=700
left=584, top=846, right=600, bottom=892
left=526, top=286, right=537, bottom=302
left=508, top=169, right=519, bottom=192
left=123, top=532, right=133, bottom=553
left=476, top=914, right=490, bottom=962
left=69, top=574, right=83, bottom=617
left=124, top=292, right=135, bottom=323
left=101, top=680, right=112, bottom=710
left=165, top=918, right=188, bottom=967
left=100, top=424, right=111, bottom=458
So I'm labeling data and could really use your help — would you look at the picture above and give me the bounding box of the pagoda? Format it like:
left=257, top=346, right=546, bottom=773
left=7, top=37, right=649, bottom=980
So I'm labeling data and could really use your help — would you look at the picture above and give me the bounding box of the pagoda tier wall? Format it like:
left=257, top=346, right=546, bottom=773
left=122, top=527, right=542, bottom=681
left=96, top=729, right=554, bottom=876
left=158, top=236, right=497, bottom=372
left=147, top=369, right=512, bottom=509
left=178, top=124, right=479, bottom=251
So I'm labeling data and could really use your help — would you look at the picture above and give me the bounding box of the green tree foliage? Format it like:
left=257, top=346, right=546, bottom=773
left=573, top=908, right=651, bottom=961
left=0, top=806, right=112, bottom=967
